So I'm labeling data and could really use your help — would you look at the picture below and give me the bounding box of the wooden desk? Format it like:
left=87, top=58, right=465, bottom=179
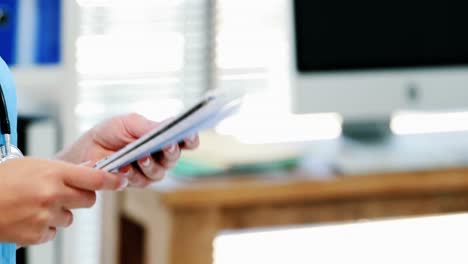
left=111, top=167, right=468, bottom=264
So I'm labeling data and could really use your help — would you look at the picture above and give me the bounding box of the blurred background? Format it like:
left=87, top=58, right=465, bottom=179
left=3, top=0, right=468, bottom=263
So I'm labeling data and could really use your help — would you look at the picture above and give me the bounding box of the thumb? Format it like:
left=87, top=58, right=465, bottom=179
left=93, top=113, right=161, bottom=150
left=64, top=163, right=127, bottom=191
left=120, top=113, right=161, bottom=139
left=79, top=160, right=93, bottom=167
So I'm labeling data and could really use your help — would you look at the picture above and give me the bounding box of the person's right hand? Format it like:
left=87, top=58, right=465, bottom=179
left=0, top=157, right=126, bottom=246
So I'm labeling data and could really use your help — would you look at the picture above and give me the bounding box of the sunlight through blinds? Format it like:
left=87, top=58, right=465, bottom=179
left=74, top=1, right=212, bottom=263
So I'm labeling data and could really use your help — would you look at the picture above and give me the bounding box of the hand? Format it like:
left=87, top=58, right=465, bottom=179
left=0, top=158, right=125, bottom=246
left=56, top=113, right=199, bottom=188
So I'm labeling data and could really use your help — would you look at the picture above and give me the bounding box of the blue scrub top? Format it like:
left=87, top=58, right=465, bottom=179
left=0, top=57, right=19, bottom=263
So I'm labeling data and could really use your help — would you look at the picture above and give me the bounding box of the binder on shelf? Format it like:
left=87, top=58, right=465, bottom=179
left=0, top=0, right=18, bottom=65
left=35, top=0, right=61, bottom=64
left=0, top=0, right=61, bottom=66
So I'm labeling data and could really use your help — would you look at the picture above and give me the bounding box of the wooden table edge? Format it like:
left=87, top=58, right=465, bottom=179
left=157, top=167, right=468, bottom=209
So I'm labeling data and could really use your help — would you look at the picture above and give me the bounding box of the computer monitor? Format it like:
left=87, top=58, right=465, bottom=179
left=291, top=0, right=468, bottom=139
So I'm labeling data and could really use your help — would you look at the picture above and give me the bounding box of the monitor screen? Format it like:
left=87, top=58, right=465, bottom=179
left=294, top=0, right=468, bottom=72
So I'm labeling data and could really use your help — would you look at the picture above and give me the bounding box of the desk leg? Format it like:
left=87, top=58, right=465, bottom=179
left=145, top=206, right=172, bottom=264
left=101, top=191, right=121, bottom=264
left=169, top=209, right=221, bottom=264
left=122, top=189, right=174, bottom=264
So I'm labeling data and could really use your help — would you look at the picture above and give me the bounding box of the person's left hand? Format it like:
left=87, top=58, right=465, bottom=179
left=56, top=113, right=199, bottom=188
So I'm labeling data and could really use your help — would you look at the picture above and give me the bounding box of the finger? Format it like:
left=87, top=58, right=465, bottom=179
left=79, top=160, right=93, bottom=167
left=62, top=187, right=97, bottom=209
left=181, top=134, right=199, bottom=150
left=39, top=227, right=57, bottom=244
left=120, top=165, right=155, bottom=188
left=49, top=208, right=74, bottom=228
left=64, top=164, right=126, bottom=191
left=137, top=156, right=166, bottom=181
left=158, top=144, right=180, bottom=169
left=120, top=113, right=161, bottom=139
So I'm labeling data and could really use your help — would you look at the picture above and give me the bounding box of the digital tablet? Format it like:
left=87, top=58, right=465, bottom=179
left=94, top=91, right=242, bottom=172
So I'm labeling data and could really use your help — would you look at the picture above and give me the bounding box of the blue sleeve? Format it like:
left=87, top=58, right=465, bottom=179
left=0, top=244, right=16, bottom=264
left=0, top=56, right=18, bottom=263
left=0, top=56, right=18, bottom=146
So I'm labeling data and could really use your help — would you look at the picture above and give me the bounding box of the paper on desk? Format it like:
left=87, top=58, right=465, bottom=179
left=94, top=91, right=242, bottom=172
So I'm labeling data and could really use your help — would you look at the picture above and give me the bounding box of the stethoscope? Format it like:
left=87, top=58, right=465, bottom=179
left=0, top=83, right=23, bottom=162
left=0, top=9, right=23, bottom=161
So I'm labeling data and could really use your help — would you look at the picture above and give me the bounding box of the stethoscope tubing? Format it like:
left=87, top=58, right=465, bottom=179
left=0, top=83, right=23, bottom=160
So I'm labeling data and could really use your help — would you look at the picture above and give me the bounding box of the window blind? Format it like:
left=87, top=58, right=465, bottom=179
left=76, top=0, right=212, bottom=132
left=215, top=0, right=291, bottom=112
left=74, top=1, right=213, bottom=263
left=214, top=0, right=341, bottom=144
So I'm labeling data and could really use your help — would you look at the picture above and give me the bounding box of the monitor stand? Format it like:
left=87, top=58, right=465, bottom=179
left=341, top=119, right=392, bottom=143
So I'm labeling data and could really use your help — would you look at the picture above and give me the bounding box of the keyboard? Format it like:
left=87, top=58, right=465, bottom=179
left=304, top=131, right=468, bottom=175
